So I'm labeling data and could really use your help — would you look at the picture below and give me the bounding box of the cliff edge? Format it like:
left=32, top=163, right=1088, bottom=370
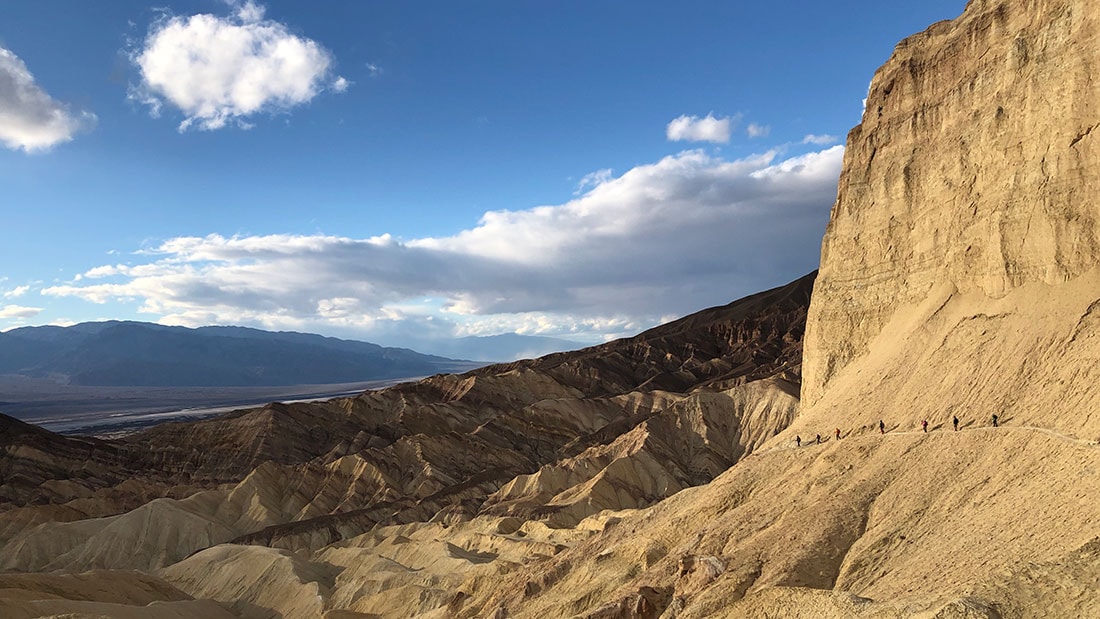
left=803, top=0, right=1100, bottom=423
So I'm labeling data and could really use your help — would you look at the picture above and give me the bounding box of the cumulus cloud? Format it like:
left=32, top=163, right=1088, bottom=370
left=3, top=285, right=30, bottom=298
left=0, top=304, right=42, bottom=319
left=0, top=47, right=96, bottom=151
left=666, top=113, right=735, bottom=143
left=803, top=134, right=838, bottom=145
left=746, top=122, right=770, bottom=138
left=130, top=1, right=342, bottom=131
left=574, top=168, right=613, bottom=195
left=44, top=146, right=844, bottom=342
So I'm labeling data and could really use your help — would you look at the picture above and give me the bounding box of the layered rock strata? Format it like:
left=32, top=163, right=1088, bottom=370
left=0, top=273, right=813, bottom=580
left=804, top=0, right=1100, bottom=407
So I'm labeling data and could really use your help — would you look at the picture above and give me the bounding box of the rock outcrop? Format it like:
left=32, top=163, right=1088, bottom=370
left=450, top=1, right=1100, bottom=616
left=804, top=0, right=1100, bottom=409
left=456, top=424, right=1100, bottom=618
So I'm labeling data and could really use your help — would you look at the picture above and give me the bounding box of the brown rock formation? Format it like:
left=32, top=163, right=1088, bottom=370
left=500, top=271, right=811, bottom=395
left=0, top=272, right=813, bottom=579
left=456, top=1, right=1100, bottom=616
left=2, top=264, right=810, bottom=516
left=804, top=0, right=1100, bottom=408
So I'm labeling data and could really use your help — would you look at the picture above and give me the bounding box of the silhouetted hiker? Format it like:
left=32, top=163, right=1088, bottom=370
left=796, top=435, right=802, bottom=448
left=992, top=413, right=999, bottom=427
left=922, top=419, right=928, bottom=433
left=879, top=420, right=885, bottom=434
left=953, top=416, right=959, bottom=431
left=816, top=434, right=821, bottom=444
left=835, top=427, right=841, bottom=441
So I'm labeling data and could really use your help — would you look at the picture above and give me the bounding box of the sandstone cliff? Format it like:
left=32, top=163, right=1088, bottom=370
left=804, top=0, right=1100, bottom=412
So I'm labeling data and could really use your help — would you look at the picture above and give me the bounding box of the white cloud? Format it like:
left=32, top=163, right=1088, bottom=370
left=0, top=304, right=42, bottom=319
left=574, top=168, right=613, bottom=195
left=746, top=123, right=770, bottom=138
left=666, top=113, right=735, bottom=143
left=3, top=285, right=30, bottom=298
left=0, top=47, right=96, bottom=151
left=802, top=134, right=838, bottom=145
left=130, top=1, right=338, bottom=131
left=332, top=76, right=350, bottom=93
left=232, top=0, right=265, bottom=23
left=44, top=146, right=844, bottom=342
left=365, top=63, right=382, bottom=77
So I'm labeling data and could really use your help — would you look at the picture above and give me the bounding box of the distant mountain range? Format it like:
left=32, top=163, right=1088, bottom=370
left=398, top=333, right=584, bottom=362
left=0, top=321, right=482, bottom=387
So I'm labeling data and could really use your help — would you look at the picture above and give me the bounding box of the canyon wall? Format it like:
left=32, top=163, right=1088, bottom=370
left=803, top=0, right=1100, bottom=406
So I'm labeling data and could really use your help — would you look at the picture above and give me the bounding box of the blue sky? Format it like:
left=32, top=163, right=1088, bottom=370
left=0, top=0, right=965, bottom=348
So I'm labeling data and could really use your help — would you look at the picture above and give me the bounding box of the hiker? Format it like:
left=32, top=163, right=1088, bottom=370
left=816, top=434, right=821, bottom=444
left=992, top=413, right=999, bottom=427
left=879, top=420, right=885, bottom=434
left=796, top=435, right=802, bottom=448
left=953, top=415, right=959, bottom=431
left=922, top=419, right=928, bottom=433
left=835, top=427, right=841, bottom=441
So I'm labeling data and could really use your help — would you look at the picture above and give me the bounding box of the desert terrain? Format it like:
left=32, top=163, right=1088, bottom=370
left=3, top=0, right=1100, bottom=617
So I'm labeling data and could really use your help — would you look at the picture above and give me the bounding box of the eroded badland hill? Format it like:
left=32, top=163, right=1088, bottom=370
left=3, top=0, right=1100, bottom=617
left=0, top=273, right=812, bottom=617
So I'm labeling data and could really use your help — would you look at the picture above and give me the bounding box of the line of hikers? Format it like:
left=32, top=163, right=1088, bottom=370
left=794, top=413, right=1002, bottom=448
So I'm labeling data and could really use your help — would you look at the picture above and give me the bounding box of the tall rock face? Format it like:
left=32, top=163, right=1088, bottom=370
left=804, top=0, right=1100, bottom=407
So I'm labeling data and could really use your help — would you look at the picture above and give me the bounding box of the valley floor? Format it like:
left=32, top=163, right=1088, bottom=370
left=0, top=375, right=440, bottom=435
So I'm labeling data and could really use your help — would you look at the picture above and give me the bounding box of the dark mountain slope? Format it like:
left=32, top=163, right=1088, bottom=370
left=487, top=270, right=815, bottom=395
left=0, top=321, right=468, bottom=387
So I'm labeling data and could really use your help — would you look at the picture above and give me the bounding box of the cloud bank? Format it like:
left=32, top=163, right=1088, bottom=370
left=0, top=47, right=96, bottom=151
left=666, top=113, right=734, bottom=143
left=0, top=305, right=42, bottom=319
left=130, top=1, right=344, bottom=131
left=44, top=146, right=843, bottom=342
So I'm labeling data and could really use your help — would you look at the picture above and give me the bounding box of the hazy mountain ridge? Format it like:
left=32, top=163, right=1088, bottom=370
left=0, top=321, right=470, bottom=387
left=395, top=333, right=585, bottom=362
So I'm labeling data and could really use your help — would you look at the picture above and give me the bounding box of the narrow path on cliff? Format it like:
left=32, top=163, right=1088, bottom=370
left=876, top=425, right=1097, bottom=448
left=761, top=424, right=1100, bottom=455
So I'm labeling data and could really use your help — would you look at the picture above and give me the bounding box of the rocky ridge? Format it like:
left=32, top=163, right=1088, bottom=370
left=0, top=273, right=813, bottom=616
